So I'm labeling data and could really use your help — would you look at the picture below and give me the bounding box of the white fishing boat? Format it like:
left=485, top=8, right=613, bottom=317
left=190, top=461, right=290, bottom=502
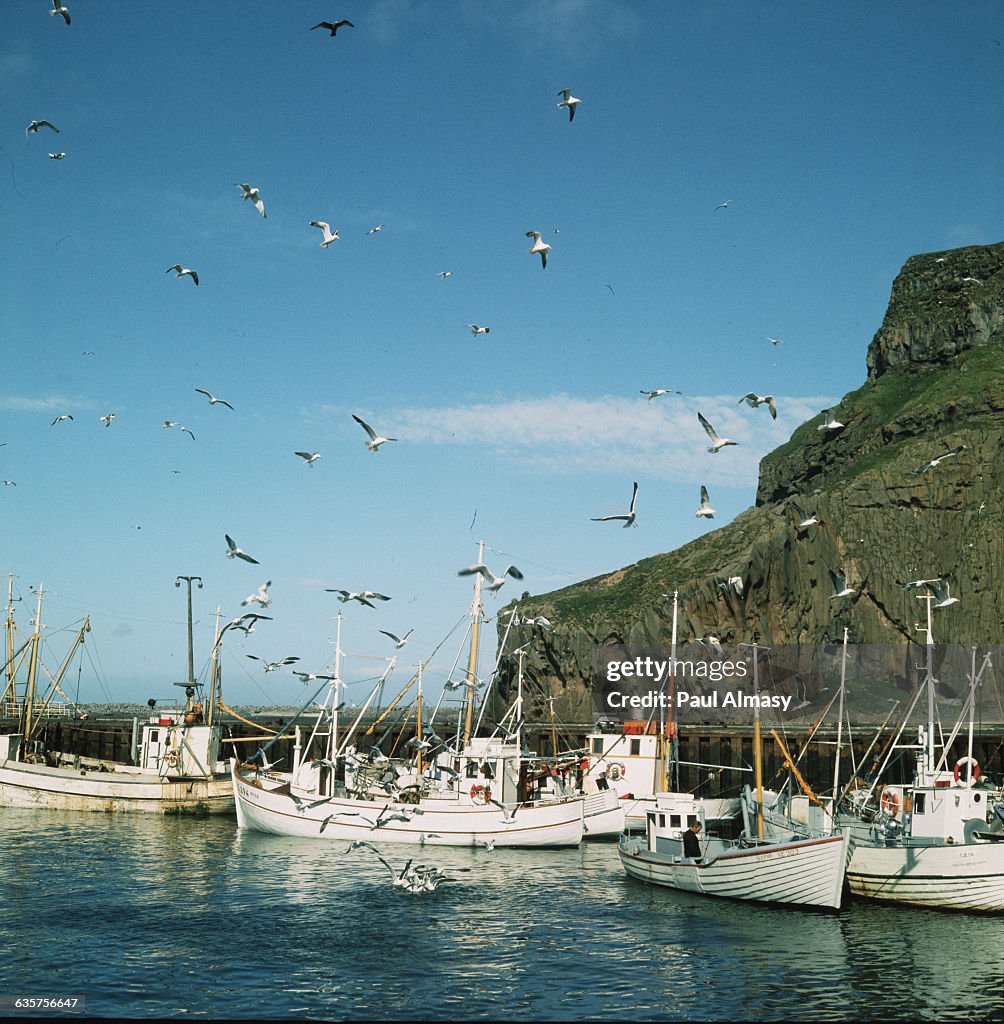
left=0, top=577, right=234, bottom=814
left=619, top=640, right=852, bottom=910
left=839, top=597, right=1004, bottom=912
left=232, top=564, right=586, bottom=848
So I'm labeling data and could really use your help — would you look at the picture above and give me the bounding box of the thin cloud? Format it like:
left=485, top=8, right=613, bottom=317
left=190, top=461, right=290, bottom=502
left=0, top=394, right=73, bottom=413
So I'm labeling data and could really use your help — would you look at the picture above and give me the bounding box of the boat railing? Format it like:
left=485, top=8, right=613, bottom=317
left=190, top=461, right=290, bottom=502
left=2, top=699, right=74, bottom=720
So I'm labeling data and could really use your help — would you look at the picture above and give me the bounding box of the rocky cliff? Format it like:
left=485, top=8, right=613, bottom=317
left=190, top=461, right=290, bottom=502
left=496, top=242, right=1004, bottom=723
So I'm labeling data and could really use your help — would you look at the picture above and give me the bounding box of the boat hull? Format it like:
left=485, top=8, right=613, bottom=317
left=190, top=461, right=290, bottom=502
left=0, top=760, right=234, bottom=814
left=847, top=840, right=1004, bottom=912
left=619, top=831, right=851, bottom=910
left=233, top=762, right=584, bottom=847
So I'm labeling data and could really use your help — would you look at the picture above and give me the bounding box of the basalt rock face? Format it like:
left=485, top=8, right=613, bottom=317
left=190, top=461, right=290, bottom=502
left=496, top=242, right=1004, bottom=724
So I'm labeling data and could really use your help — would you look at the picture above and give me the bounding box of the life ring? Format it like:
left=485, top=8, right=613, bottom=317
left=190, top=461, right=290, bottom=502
left=954, top=757, right=981, bottom=786
left=470, top=784, right=491, bottom=804
left=166, top=750, right=179, bottom=769
left=880, top=789, right=900, bottom=816
left=608, top=762, right=625, bottom=782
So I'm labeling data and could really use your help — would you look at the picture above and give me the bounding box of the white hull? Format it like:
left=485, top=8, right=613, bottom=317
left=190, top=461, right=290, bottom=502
left=847, top=840, right=1004, bottom=912
left=233, top=762, right=584, bottom=847
left=581, top=789, right=626, bottom=838
left=619, top=831, right=851, bottom=910
left=0, top=760, right=234, bottom=814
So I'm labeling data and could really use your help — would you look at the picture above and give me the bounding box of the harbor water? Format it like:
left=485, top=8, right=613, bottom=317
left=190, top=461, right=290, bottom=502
left=1, top=808, right=1001, bottom=1021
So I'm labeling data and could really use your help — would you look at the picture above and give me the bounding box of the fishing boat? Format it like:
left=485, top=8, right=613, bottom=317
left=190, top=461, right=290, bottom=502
left=232, top=556, right=585, bottom=847
left=619, top=639, right=852, bottom=910
left=838, top=596, right=1004, bottom=912
left=0, top=577, right=234, bottom=814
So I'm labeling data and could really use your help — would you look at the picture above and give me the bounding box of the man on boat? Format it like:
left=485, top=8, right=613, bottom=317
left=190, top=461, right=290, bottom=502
left=683, top=821, right=703, bottom=861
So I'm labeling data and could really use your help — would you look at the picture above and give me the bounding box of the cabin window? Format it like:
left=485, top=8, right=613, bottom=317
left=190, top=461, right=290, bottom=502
left=687, top=815, right=698, bottom=827
left=466, top=763, right=479, bottom=779
left=149, top=730, right=159, bottom=743
left=591, top=738, right=604, bottom=755
left=481, top=762, right=494, bottom=780
left=913, top=793, right=925, bottom=814
left=658, top=814, right=665, bottom=827
left=630, top=739, right=640, bottom=756
left=669, top=814, right=681, bottom=828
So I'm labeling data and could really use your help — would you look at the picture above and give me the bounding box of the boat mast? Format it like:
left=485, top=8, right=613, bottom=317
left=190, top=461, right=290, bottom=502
left=740, top=640, right=766, bottom=839
left=4, top=574, right=14, bottom=707
left=22, top=586, right=44, bottom=743
left=919, top=592, right=935, bottom=780
left=832, top=627, right=848, bottom=804
left=461, top=539, right=485, bottom=746
left=328, top=612, right=343, bottom=776
left=663, top=591, right=680, bottom=792
left=207, top=607, right=222, bottom=727
left=415, top=662, right=423, bottom=775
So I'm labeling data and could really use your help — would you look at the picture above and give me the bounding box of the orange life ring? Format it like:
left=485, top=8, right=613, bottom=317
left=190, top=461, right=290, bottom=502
left=954, top=757, right=981, bottom=785
left=470, top=784, right=491, bottom=804
left=880, top=789, right=900, bottom=816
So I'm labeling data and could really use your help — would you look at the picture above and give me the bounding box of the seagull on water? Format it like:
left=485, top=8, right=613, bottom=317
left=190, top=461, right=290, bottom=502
left=352, top=414, right=396, bottom=452
left=326, top=589, right=391, bottom=608
left=738, top=393, right=777, bottom=419
left=526, top=230, right=551, bottom=269
left=225, top=534, right=260, bottom=564
left=591, top=481, right=638, bottom=528
left=695, top=485, right=715, bottom=519
left=556, top=88, right=582, bottom=121
left=235, top=183, right=266, bottom=218
left=99, top=413, right=116, bottom=428
left=295, top=450, right=322, bottom=466
left=640, top=389, right=679, bottom=400
left=698, top=412, right=738, bottom=453
left=457, top=561, right=524, bottom=593
left=914, top=445, right=965, bottom=474
left=194, top=388, right=233, bottom=409
left=26, top=120, right=59, bottom=137
left=379, top=629, right=413, bottom=649
left=312, top=19, right=355, bottom=35
left=828, top=567, right=856, bottom=599
left=309, top=221, right=339, bottom=247
left=166, top=265, right=199, bottom=286
left=818, top=408, right=844, bottom=432
left=927, top=580, right=959, bottom=608
left=48, top=152, right=66, bottom=160
left=468, top=324, right=490, bottom=336
left=50, top=1, right=71, bottom=24
left=242, top=581, right=271, bottom=608
left=247, top=655, right=299, bottom=673
left=51, top=414, right=73, bottom=425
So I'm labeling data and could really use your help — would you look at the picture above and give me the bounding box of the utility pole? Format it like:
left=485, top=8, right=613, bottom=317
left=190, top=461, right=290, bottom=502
left=175, top=576, right=203, bottom=685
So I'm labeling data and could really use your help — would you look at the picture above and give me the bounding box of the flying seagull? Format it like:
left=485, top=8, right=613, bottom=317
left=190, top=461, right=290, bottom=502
left=468, top=324, right=490, bottom=336
left=518, top=615, right=552, bottom=629
left=352, top=414, right=396, bottom=452
left=765, top=337, right=783, bottom=346
left=698, top=412, right=738, bottom=453
left=556, top=88, right=582, bottom=121
left=309, top=221, right=339, bottom=247
left=738, top=393, right=777, bottom=419
left=714, top=200, right=731, bottom=211
left=366, top=224, right=385, bottom=235
left=591, top=481, right=639, bottom=528
left=99, top=413, right=116, bottom=428
left=312, top=19, right=355, bottom=35
left=640, top=389, right=679, bottom=400
left=828, top=567, right=855, bottom=599
left=194, top=388, right=233, bottom=409
left=379, top=629, right=413, bottom=649
left=525, top=230, right=551, bottom=269
left=326, top=589, right=391, bottom=608
left=457, top=562, right=524, bottom=593
left=438, top=271, right=453, bottom=279
left=48, top=152, right=66, bottom=160
left=914, top=445, right=965, bottom=474
left=698, top=635, right=724, bottom=656
left=795, top=513, right=819, bottom=533
left=695, top=485, right=715, bottom=519
left=235, top=183, right=266, bottom=218
left=247, top=655, right=299, bottom=673
left=50, top=1, right=71, bottom=24
left=225, top=534, right=260, bottom=564
left=295, top=450, right=322, bottom=466
left=166, top=265, right=199, bottom=286
left=898, top=577, right=942, bottom=591
left=817, top=408, right=844, bottom=432
left=26, top=120, right=59, bottom=137
left=242, top=581, right=272, bottom=608
left=51, top=414, right=73, bottom=425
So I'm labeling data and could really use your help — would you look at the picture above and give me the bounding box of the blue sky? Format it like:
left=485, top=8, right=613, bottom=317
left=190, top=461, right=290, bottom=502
left=3, top=1, right=1002, bottom=707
